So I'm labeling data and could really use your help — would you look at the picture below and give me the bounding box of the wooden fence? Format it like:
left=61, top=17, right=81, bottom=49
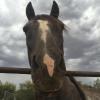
left=0, top=67, right=100, bottom=77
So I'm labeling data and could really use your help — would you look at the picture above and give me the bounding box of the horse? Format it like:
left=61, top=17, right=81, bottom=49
left=23, top=1, right=86, bottom=100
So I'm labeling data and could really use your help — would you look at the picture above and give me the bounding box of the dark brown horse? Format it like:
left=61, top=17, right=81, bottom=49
left=23, top=1, right=86, bottom=100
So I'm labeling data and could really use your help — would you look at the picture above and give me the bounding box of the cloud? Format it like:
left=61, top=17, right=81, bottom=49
left=0, top=74, right=31, bottom=87
left=0, top=19, right=29, bottom=67
left=64, top=34, right=96, bottom=59
left=0, top=0, right=29, bottom=27
left=59, top=0, right=91, bottom=20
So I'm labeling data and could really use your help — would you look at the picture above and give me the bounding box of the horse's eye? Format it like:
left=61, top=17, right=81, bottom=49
left=23, top=25, right=29, bottom=33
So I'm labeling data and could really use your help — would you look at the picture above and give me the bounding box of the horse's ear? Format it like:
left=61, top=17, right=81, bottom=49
left=26, top=2, right=35, bottom=20
left=50, top=1, right=59, bottom=18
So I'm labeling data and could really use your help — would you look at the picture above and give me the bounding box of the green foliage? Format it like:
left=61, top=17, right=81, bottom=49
left=1, top=79, right=100, bottom=100
left=0, top=81, right=16, bottom=100
left=0, top=80, right=35, bottom=100
left=94, top=78, right=100, bottom=89
left=16, top=81, right=35, bottom=100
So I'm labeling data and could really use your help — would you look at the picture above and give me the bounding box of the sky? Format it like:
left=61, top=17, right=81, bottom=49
left=0, top=0, right=100, bottom=86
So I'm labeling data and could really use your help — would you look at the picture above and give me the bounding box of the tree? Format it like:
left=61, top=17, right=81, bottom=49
left=0, top=80, right=35, bottom=100
left=0, top=81, right=16, bottom=100
left=16, top=81, right=35, bottom=100
left=94, top=78, right=100, bottom=89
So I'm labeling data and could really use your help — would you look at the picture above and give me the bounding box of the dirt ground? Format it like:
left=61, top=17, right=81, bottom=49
left=84, top=90, right=100, bottom=100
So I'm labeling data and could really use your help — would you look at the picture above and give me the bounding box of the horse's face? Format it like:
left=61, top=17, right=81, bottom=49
left=23, top=1, right=65, bottom=82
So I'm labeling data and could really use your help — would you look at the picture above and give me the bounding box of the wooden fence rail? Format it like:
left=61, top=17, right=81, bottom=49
left=0, top=67, right=100, bottom=77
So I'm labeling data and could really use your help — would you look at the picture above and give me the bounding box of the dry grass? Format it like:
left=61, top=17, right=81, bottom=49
left=81, top=85, right=100, bottom=100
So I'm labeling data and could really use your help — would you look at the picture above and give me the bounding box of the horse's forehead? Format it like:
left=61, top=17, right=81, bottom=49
left=38, top=20, right=50, bottom=43
left=38, top=20, right=49, bottom=30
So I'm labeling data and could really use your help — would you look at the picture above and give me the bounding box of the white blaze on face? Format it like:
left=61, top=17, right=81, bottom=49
left=38, top=20, right=49, bottom=43
left=38, top=20, right=55, bottom=77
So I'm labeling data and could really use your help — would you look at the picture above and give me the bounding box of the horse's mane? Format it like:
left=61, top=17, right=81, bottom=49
left=64, top=24, right=70, bottom=32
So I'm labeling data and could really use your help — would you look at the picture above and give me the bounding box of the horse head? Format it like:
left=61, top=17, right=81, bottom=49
left=23, top=0, right=68, bottom=94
